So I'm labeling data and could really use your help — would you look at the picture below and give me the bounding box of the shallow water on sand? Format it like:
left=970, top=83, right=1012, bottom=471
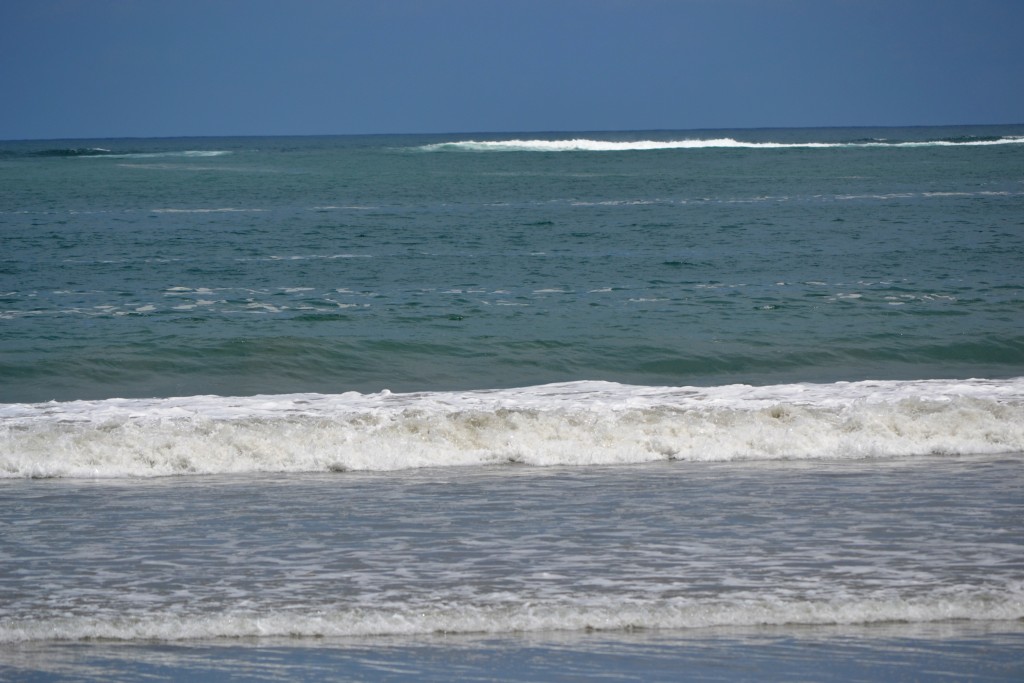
left=4, top=622, right=1023, bottom=682
left=3, top=455, right=1022, bottom=651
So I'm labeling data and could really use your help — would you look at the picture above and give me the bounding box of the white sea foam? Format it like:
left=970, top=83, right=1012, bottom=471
left=84, top=150, right=232, bottom=159
left=259, top=254, right=372, bottom=260
left=151, top=207, right=265, bottom=213
left=420, top=136, right=1024, bottom=152
left=309, top=205, right=379, bottom=210
left=2, top=589, right=1021, bottom=644
left=2, top=379, right=1023, bottom=479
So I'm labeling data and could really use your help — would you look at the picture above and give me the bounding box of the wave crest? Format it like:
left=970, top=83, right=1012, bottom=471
left=3, top=379, right=1022, bottom=478
left=418, top=136, right=1024, bottom=152
left=23, top=148, right=231, bottom=159
left=3, top=589, right=1021, bottom=644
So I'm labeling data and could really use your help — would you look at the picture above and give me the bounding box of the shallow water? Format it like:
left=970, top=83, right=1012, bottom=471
left=3, top=455, right=1021, bottom=647
left=4, top=622, right=1024, bottom=682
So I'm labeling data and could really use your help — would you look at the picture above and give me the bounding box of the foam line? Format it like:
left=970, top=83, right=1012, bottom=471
left=3, top=379, right=1022, bottom=478
left=419, top=136, right=1024, bottom=152
left=3, top=589, right=1022, bottom=643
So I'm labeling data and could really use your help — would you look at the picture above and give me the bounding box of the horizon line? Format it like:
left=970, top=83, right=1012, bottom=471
left=4, top=121, right=1024, bottom=144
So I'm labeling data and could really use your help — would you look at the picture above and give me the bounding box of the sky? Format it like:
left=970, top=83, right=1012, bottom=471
left=2, top=0, right=1023, bottom=140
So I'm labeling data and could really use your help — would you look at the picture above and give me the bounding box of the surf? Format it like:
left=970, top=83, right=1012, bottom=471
left=418, top=135, right=1024, bottom=152
left=3, top=378, right=1023, bottom=479
left=4, top=589, right=1023, bottom=644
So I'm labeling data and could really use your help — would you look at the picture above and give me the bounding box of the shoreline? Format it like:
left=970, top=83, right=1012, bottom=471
left=5, top=621, right=1023, bottom=682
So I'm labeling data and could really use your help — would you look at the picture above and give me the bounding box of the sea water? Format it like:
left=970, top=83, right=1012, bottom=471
left=1, top=127, right=1023, bottom=680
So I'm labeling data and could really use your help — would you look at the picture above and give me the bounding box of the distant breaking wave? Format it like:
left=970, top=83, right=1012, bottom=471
left=25, top=148, right=231, bottom=159
left=420, top=136, right=1024, bottom=152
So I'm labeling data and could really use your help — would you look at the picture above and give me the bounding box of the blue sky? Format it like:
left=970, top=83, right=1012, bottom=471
left=2, top=0, right=1022, bottom=140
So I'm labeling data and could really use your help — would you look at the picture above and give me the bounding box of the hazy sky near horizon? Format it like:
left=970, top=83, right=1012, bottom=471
left=2, top=0, right=1023, bottom=140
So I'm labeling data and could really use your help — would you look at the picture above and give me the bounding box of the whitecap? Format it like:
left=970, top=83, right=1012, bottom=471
left=418, top=136, right=1024, bottom=153
left=2, top=378, right=1023, bottom=479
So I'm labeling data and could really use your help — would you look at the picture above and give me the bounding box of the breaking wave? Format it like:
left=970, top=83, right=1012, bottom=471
left=3, top=378, right=1023, bottom=479
left=3, top=589, right=1022, bottom=644
left=24, top=148, right=231, bottom=159
left=419, top=136, right=1024, bottom=152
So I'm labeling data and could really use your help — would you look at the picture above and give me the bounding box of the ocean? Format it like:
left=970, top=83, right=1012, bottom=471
left=2, top=126, right=1023, bottom=680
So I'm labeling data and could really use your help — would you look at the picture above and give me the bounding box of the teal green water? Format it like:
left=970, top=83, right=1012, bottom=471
left=2, top=127, right=1023, bottom=402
